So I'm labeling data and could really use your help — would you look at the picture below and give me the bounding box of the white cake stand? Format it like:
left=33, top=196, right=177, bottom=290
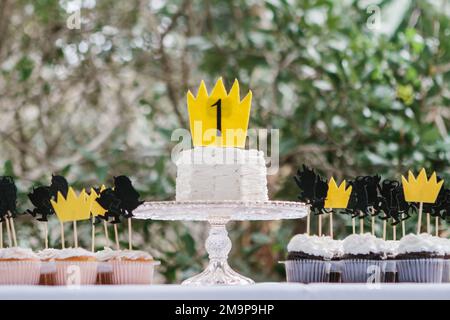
left=133, top=200, right=309, bottom=286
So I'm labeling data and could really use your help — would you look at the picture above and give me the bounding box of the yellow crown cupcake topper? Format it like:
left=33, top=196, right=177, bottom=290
left=324, top=177, right=352, bottom=209
left=401, top=168, right=443, bottom=203
left=187, top=78, right=252, bottom=148
left=51, top=187, right=92, bottom=222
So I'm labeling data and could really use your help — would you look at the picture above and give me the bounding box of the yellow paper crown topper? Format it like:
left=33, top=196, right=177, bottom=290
left=401, top=168, right=444, bottom=203
left=51, top=187, right=92, bottom=222
left=324, top=177, right=352, bottom=209
left=187, top=78, right=252, bottom=148
left=89, top=185, right=107, bottom=217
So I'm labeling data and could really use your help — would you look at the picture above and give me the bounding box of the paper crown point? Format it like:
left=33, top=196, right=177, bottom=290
left=89, top=185, right=107, bottom=217
left=51, top=187, right=91, bottom=222
left=401, top=168, right=444, bottom=203
left=324, top=177, right=352, bottom=209
left=187, top=77, right=252, bottom=148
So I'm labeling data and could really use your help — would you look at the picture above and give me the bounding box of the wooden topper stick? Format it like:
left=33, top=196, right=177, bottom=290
left=5, top=218, right=12, bottom=247
left=383, top=220, right=387, bottom=241
left=128, top=218, right=133, bottom=250
left=359, top=211, right=364, bottom=235
left=103, top=221, right=110, bottom=247
left=91, top=216, right=95, bottom=252
left=8, top=215, right=17, bottom=247
left=306, top=213, right=310, bottom=236
left=329, top=211, right=334, bottom=239
left=0, top=222, right=3, bottom=249
left=393, top=224, right=396, bottom=241
left=318, top=215, right=322, bottom=237
left=352, top=217, right=356, bottom=234
left=114, top=224, right=120, bottom=250
left=73, top=221, right=78, bottom=248
left=371, top=207, right=375, bottom=236
left=435, top=216, right=439, bottom=237
left=43, top=222, right=49, bottom=249
left=426, top=213, right=431, bottom=234
left=401, top=213, right=406, bottom=238
left=60, top=221, right=65, bottom=249
left=417, top=202, right=423, bottom=234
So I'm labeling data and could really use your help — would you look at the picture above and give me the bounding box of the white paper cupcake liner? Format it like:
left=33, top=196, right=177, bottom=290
left=284, top=260, right=329, bottom=283
left=396, top=258, right=444, bottom=283
left=0, top=260, right=41, bottom=285
left=96, top=261, right=114, bottom=285
left=54, top=260, right=98, bottom=286
left=111, top=260, right=159, bottom=285
left=442, top=260, right=450, bottom=283
left=342, top=259, right=385, bottom=283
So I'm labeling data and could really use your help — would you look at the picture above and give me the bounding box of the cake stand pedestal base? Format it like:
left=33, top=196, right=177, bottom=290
left=182, top=220, right=254, bottom=286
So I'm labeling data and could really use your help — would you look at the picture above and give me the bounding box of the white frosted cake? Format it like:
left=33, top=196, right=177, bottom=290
left=175, top=147, right=268, bottom=201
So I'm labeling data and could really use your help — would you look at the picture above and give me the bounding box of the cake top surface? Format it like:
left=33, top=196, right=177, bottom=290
left=96, top=247, right=153, bottom=261
left=342, top=233, right=386, bottom=255
left=287, top=234, right=342, bottom=259
left=397, top=233, right=445, bottom=255
left=0, top=247, right=39, bottom=260
left=176, top=147, right=265, bottom=166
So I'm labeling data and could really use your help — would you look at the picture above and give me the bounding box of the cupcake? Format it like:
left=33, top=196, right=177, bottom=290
left=96, top=247, right=157, bottom=285
left=438, top=238, right=450, bottom=283
left=37, top=248, right=60, bottom=285
left=52, top=248, right=98, bottom=285
left=396, top=233, right=444, bottom=283
left=286, top=234, right=341, bottom=283
left=0, top=247, right=41, bottom=285
left=383, top=240, right=398, bottom=283
left=341, top=233, right=386, bottom=283
left=96, top=248, right=115, bottom=285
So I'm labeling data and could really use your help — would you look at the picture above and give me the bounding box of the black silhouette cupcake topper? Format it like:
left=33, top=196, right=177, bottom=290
left=0, top=176, right=18, bottom=247
left=96, top=175, right=143, bottom=250
left=346, top=175, right=381, bottom=235
left=294, top=165, right=328, bottom=235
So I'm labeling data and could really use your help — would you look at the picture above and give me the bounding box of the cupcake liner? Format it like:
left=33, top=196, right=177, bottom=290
left=442, top=260, right=450, bottom=283
left=382, top=260, right=397, bottom=283
left=284, top=260, right=329, bottom=283
left=110, top=260, right=158, bottom=285
left=54, top=260, right=98, bottom=286
left=396, top=258, right=444, bottom=283
left=327, top=260, right=343, bottom=283
left=39, top=261, right=57, bottom=286
left=342, top=259, right=385, bottom=283
left=0, top=260, right=41, bottom=285
left=96, top=262, right=113, bottom=285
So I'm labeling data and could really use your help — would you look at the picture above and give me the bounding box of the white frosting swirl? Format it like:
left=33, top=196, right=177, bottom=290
left=0, top=247, right=39, bottom=260
left=51, top=247, right=96, bottom=260
left=383, top=240, right=399, bottom=257
left=434, top=237, right=450, bottom=255
left=96, top=247, right=153, bottom=261
left=342, top=233, right=385, bottom=255
left=397, top=233, right=444, bottom=255
left=287, top=234, right=342, bottom=259
left=37, top=248, right=62, bottom=260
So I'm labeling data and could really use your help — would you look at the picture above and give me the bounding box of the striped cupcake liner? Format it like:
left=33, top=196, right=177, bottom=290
left=342, top=259, right=385, bottom=283
left=54, top=260, right=98, bottom=286
left=0, top=260, right=41, bottom=285
left=396, top=258, right=444, bottom=283
left=284, top=260, right=330, bottom=283
left=110, top=260, right=159, bottom=285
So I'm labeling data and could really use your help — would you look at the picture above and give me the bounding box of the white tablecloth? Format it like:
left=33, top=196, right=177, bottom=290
left=1, top=283, right=450, bottom=300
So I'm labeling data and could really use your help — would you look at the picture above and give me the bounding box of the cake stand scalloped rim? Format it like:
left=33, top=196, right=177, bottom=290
left=133, top=200, right=310, bottom=221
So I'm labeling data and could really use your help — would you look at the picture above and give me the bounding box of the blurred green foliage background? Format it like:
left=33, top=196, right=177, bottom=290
left=0, top=0, right=449, bottom=283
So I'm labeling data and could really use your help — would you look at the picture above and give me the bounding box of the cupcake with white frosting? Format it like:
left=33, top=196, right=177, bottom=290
left=286, top=234, right=342, bottom=283
left=51, top=248, right=98, bottom=285
left=37, top=248, right=60, bottom=285
left=96, top=247, right=157, bottom=285
left=0, top=247, right=41, bottom=285
left=438, top=238, right=450, bottom=283
left=383, top=240, right=399, bottom=283
left=341, top=233, right=386, bottom=283
left=396, top=233, right=444, bottom=283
